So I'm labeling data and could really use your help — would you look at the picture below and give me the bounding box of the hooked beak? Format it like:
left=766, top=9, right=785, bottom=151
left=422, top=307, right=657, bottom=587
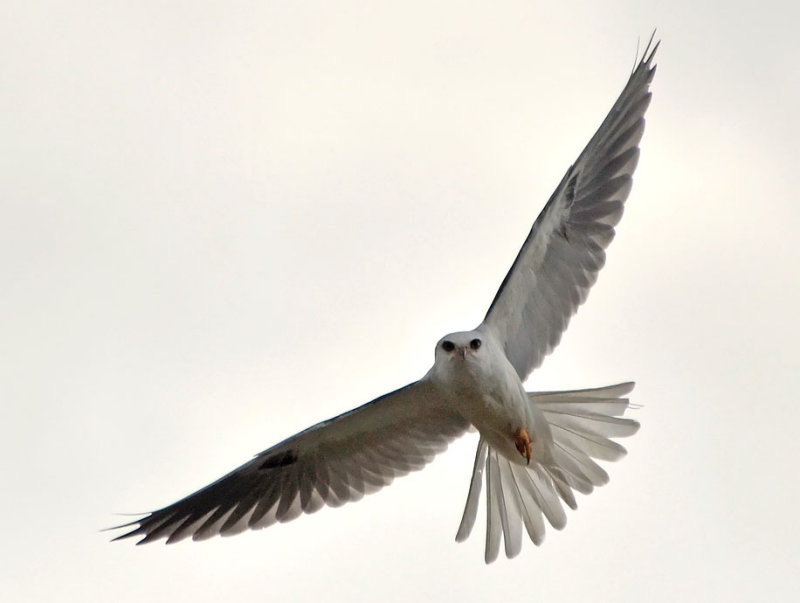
left=459, top=347, right=467, bottom=360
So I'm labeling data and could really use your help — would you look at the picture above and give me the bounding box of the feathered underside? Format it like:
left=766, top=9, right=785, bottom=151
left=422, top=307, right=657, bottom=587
left=481, top=35, right=658, bottom=381
left=110, top=381, right=468, bottom=544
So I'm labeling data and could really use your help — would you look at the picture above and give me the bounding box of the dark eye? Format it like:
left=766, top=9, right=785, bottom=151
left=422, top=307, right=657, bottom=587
left=442, top=340, right=455, bottom=352
left=469, top=338, right=481, bottom=350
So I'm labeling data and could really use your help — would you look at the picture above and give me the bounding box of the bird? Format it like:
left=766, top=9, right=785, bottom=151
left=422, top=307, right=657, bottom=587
left=111, top=37, right=657, bottom=563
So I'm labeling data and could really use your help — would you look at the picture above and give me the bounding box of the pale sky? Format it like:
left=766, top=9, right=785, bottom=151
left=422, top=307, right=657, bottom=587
left=3, top=1, right=799, bottom=602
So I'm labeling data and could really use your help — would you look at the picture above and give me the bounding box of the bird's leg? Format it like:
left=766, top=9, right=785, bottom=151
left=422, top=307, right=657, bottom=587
left=513, top=427, right=532, bottom=465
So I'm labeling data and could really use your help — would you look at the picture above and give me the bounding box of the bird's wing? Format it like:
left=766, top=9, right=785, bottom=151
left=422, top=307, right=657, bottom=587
left=480, top=38, right=658, bottom=380
left=112, top=380, right=468, bottom=544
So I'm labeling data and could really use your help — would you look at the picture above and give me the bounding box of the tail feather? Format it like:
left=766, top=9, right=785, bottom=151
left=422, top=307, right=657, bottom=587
left=550, top=443, right=609, bottom=487
left=484, top=451, right=502, bottom=563
left=456, top=382, right=639, bottom=563
left=532, top=381, right=634, bottom=400
left=529, top=463, right=568, bottom=530
left=551, top=423, right=628, bottom=461
left=548, top=469, right=578, bottom=510
left=509, top=463, right=546, bottom=544
left=495, top=454, right=523, bottom=559
left=455, top=438, right=488, bottom=543
left=549, top=449, right=597, bottom=493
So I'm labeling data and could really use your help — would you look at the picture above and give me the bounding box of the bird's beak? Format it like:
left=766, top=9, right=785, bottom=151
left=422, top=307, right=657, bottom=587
left=459, top=347, right=467, bottom=359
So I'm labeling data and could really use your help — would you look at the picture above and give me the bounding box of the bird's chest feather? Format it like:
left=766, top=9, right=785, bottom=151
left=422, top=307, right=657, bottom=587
left=443, top=354, right=528, bottom=435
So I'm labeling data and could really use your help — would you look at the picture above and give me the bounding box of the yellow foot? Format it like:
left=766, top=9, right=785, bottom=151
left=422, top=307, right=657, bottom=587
left=513, top=427, right=532, bottom=465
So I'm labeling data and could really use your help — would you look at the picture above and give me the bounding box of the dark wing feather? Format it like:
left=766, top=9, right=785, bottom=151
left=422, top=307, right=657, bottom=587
left=111, top=380, right=468, bottom=544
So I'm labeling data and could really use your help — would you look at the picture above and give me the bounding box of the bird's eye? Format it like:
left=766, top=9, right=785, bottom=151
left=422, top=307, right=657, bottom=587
left=470, top=338, right=482, bottom=350
left=442, top=340, right=455, bottom=352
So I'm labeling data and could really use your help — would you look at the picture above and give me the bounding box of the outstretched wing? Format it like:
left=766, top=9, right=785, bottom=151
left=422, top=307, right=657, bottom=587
left=112, top=381, right=468, bottom=544
left=480, top=38, right=658, bottom=380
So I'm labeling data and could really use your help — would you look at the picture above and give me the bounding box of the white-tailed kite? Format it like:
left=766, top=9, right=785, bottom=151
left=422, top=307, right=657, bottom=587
left=112, top=38, right=657, bottom=563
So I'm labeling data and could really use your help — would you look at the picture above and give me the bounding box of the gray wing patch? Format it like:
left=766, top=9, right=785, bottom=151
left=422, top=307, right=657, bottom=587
left=481, top=38, right=658, bottom=380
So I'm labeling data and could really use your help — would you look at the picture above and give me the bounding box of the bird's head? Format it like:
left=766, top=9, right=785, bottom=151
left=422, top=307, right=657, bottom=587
left=435, top=331, right=484, bottom=364
left=430, top=329, right=512, bottom=393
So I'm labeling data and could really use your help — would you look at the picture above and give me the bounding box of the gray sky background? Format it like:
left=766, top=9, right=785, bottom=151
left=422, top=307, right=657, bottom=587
left=3, top=2, right=799, bottom=601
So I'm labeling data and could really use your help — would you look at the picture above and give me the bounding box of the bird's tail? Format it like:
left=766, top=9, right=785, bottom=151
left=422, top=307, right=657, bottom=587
left=455, top=382, right=639, bottom=563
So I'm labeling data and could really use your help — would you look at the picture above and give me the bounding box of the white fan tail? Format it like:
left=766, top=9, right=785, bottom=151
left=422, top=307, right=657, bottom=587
left=456, top=382, right=639, bottom=563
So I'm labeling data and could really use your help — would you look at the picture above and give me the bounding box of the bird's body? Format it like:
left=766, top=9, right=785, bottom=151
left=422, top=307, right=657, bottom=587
left=112, top=37, right=658, bottom=563
left=429, top=330, right=546, bottom=466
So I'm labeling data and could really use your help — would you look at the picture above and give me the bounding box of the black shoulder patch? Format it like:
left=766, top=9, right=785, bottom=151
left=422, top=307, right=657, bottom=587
left=559, top=171, right=580, bottom=241
left=258, top=450, right=298, bottom=470
left=565, top=172, right=579, bottom=204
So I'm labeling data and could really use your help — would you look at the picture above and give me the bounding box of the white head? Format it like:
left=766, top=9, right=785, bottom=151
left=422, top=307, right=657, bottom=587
left=435, top=331, right=483, bottom=361
left=431, top=329, right=517, bottom=389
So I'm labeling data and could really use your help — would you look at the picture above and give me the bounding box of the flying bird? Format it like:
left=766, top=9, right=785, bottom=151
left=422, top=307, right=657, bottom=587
left=112, top=38, right=657, bottom=563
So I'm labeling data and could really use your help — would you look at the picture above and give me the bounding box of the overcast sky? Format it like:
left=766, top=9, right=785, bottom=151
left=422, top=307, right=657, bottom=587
left=3, top=1, right=799, bottom=601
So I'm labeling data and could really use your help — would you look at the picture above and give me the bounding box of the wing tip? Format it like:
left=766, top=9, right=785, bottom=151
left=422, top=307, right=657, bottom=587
left=638, top=30, right=660, bottom=70
left=104, top=514, right=148, bottom=542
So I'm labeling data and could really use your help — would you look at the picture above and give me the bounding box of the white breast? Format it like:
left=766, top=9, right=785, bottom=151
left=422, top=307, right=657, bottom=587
left=428, top=331, right=548, bottom=464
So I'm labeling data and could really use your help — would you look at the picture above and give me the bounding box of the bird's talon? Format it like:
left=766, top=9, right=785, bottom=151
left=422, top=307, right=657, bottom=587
left=513, top=427, right=532, bottom=464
